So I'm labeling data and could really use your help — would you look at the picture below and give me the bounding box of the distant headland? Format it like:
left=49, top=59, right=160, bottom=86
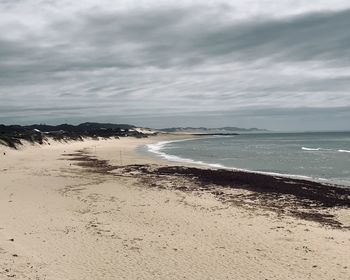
left=157, top=127, right=268, bottom=133
left=0, top=123, right=269, bottom=149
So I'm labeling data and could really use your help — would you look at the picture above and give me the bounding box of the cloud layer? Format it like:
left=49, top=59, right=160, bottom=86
left=0, top=0, right=350, bottom=130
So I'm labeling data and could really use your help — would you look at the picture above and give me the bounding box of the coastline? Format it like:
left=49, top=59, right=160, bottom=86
left=0, top=135, right=349, bottom=279
left=144, top=135, right=350, bottom=187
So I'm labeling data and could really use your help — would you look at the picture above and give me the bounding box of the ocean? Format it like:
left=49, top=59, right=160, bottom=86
left=144, top=132, right=350, bottom=186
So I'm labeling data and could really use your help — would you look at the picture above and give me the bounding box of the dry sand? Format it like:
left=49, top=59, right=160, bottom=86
left=0, top=135, right=349, bottom=280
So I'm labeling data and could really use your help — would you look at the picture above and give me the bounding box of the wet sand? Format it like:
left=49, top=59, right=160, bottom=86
left=0, top=135, right=349, bottom=279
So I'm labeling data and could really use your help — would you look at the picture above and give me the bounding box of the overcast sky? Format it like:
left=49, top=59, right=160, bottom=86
left=1, top=0, right=350, bottom=131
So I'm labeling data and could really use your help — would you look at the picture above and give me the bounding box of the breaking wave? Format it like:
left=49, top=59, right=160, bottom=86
left=146, top=139, right=315, bottom=181
left=302, top=147, right=321, bottom=151
left=302, top=147, right=350, bottom=153
left=146, top=139, right=227, bottom=169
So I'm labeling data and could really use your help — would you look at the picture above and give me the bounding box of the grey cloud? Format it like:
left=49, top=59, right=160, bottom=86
left=0, top=104, right=97, bottom=113
left=0, top=2, right=350, bottom=130
left=70, top=7, right=350, bottom=68
left=2, top=6, right=350, bottom=76
left=188, top=9, right=350, bottom=64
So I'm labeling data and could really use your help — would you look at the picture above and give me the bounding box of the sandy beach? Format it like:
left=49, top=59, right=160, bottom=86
left=0, top=135, right=349, bottom=280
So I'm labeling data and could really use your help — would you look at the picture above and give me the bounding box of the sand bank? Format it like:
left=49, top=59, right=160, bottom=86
left=0, top=135, right=349, bottom=279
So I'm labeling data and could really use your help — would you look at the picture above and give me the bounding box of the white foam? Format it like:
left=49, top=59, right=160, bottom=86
left=302, top=147, right=321, bottom=151
left=301, top=147, right=350, bottom=154
left=146, top=139, right=323, bottom=182
left=146, top=138, right=207, bottom=165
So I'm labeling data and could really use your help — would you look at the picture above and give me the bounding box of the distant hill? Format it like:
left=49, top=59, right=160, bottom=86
left=0, top=122, right=149, bottom=149
left=23, top=122, right=136, bottom=133
left=158, top=127, right=268, bottom=133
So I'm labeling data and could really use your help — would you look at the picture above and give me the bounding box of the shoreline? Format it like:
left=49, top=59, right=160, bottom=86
left=1, top=135, right=349, bottom=279
left=2, top=134, right=350, bottom=225
left=142, top=135, right=350, bottom=188
left=67, top=137, right=350, bottom=228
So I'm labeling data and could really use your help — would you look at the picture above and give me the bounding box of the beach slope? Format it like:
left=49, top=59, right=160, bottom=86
left=0, top=136, right=349, bottom=279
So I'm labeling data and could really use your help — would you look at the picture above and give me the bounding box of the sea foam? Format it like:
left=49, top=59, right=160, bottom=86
left=302, top=147, right=350, bottom=153
left=302, top=147, right=321, bottom=151
left=146, top=139, right=315, bottom=181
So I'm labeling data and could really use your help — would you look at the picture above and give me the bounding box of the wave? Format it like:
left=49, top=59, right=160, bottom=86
left=146, top=139, right=317, bottom=182
left=302, top=147, right=321, bottom=151
left=146, top=138, right=227, bottom=169
left=302, top=147, right=350, bottom=153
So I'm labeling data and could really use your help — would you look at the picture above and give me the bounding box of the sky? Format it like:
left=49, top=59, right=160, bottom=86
left=1, top=0, right=350, bottom=131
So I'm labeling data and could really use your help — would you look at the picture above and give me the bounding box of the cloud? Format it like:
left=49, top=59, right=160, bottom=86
left=0, top=1, right=350, bottom=130
left=13, top=7, right=350, bottom=70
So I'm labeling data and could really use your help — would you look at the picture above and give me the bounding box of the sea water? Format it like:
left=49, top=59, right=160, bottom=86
left=144, top=132, right=350, bottom=186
